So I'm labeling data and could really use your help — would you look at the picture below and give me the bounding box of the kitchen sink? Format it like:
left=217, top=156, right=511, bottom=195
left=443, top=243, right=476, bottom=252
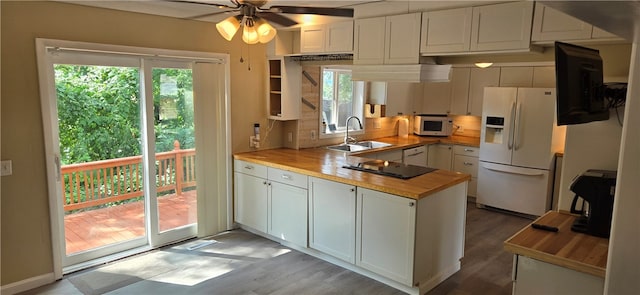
left=353, top=141, right=393, bottom=149
left=326, top=141, right=393, bottom=153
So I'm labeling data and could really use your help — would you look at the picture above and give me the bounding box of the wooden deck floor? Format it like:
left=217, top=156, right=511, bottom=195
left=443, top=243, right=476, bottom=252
left=64, top=190, right=197, bottom=254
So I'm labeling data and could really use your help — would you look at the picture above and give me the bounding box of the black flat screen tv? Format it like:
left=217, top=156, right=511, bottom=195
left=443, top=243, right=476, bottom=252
left=555, top=41, right=609, bottom=125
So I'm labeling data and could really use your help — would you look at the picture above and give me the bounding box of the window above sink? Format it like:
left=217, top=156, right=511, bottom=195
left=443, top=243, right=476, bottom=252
left=319, top=66, right=365, bottom=139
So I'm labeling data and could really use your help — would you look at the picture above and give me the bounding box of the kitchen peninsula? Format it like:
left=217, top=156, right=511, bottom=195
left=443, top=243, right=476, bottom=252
left=233, top=136, right=475, bottom=294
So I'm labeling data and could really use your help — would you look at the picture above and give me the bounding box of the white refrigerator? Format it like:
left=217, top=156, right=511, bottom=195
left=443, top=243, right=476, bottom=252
left=477, top=87, right=565, bottom=216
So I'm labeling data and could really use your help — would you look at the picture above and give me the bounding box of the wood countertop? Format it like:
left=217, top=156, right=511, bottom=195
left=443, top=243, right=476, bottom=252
left=234, top=135, right=477, bottom=200
left=504, top=211, right=609, bottom=278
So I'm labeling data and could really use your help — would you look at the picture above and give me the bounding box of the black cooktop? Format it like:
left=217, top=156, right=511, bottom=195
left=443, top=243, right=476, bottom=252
left=343, top=160, right=437, bottom=179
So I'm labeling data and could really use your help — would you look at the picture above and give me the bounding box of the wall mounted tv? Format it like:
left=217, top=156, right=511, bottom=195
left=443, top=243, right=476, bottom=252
left=555, top=41, right=609, bottom=126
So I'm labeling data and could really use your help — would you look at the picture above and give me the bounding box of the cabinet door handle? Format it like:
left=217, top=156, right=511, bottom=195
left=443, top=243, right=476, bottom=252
left=409, top=202, right=415, bottom=207
left=281, top=174, right=292, bottom=180
left=263, top=181, right=268, bottom=185
left=244, top=165, right=254, bottom=170
left=350, top=188, right=355, bottom=192
left=463, top=162, right=473, bottom=166
left=464, top=148, right=474, bottom=152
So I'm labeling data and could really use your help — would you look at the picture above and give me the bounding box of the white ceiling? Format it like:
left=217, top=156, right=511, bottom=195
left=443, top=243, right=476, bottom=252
left=54, top=0, right=489, bottom=28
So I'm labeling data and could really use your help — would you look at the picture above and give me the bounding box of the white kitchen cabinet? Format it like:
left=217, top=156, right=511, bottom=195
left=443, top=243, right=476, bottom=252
left=234, top=160, right=269, bottom=233
left=354, top=13, right=421, bottom=65
left=267, top=57, right=301, bottom=120
left=369, top=81, right=420, bottom=117
left=470, top=1, right=534, bottom=51
left=353, top=17, right=385, bottom=65
left=300, top=25, right=325, bottom=53
left=420, top=7, right=473, bottom=54
left=532, top=66, right=556, bottom=88
left=453, top=145, right=479, bottom=197
left=267, top=167, right=308, bottom=247
left=512, top=255, right=604, bottom=295
left=500, top=67, right=534, bottom=87
left=532, top=4, right=620, bottom=43
left=356, top=188, right=416, bottom=286
left=309, top=177, right=356, bottom=263
left=591, top=27, right=618, bottom=39
left=386, top=82, right=420, bottom=116
left=468, top=67, right=501, bottom=117
left=421, top=79, right=451, bottom=114
left=234, top=161, right=308, bottom=248
left=531, top=4, right=592, bottom=42
left=449, top=67, right=472, bottom=115
left=427, top=144, right=453, bottom=171
left=385, top=13, right=422, bottom=64
left=300, top=21, right=353, bottom=53
left=421, top=67, right=471, bottom=115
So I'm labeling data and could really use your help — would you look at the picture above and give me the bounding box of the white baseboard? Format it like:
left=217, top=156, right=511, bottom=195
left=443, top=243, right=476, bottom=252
left=1, top=273, right=55, bottom=295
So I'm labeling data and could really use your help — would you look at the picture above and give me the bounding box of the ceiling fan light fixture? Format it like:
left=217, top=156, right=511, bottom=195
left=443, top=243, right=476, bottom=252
left=216, top=16, right=241, bottom=41
left=474, top=62, right=493, bottom=68
left=242, top=23, right=260, bottom=44
left=255, top=18, right=276, bottom=43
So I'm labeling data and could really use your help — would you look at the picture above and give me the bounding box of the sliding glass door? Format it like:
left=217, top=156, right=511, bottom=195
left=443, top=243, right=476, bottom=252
left=44, top=51, right=201, bottom=269
left=145, top=61, right=198, bottom=246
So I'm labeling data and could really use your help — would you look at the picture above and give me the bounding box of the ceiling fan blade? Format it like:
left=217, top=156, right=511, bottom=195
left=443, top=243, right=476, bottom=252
left=166, top=0, right=238, bottom=10
left=257, top=12, right=298, bottom=27
left=269, top=6, right=354, bottom=18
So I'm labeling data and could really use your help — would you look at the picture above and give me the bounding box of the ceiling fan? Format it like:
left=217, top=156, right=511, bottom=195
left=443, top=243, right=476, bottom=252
left=171, top=0, right=355, bottom=44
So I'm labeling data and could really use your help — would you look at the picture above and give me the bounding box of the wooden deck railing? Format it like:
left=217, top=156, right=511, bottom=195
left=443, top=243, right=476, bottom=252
left=61, top=141, right=196, bottom=212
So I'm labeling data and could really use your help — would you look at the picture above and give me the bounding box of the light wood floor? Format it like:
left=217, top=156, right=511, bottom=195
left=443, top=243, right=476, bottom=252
left=22, top=202, right=531, bottom=295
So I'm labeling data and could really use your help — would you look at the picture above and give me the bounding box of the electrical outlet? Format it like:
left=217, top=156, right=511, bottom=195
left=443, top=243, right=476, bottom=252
left=1, top=160, right=12, bottom=176
left=311, top=130, right=316, bottom=140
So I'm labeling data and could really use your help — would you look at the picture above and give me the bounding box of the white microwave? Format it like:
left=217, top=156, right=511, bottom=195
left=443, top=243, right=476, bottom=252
left=414, top=114, right=453, bottom=136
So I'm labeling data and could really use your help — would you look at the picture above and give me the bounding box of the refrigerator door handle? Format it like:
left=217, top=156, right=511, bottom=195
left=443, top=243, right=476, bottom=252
left=481, top=162, right=545, bottom=176
left=513, top=102, right=522, bottom=150
left=507, top=102, right=516, bottom=150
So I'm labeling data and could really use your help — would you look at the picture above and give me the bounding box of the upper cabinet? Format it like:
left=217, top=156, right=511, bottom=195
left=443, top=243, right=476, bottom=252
left=531, top=4, right=621, bottom=43
left=368, top=81, right=421, bottom=117
left=421, top=2, right=534, bottom=55
left=467, top=67, right=501, bottom=116
left=470, top=1, right=534, bottom=51
left=420, top=65, right=554, bottom=116
left=267, top=57, right=301, bottom=120
left=420, top=7, right=473, bottom=54
left=354, top=13, right=421, bottom=65
left=300, top=21, right=353, bottom=54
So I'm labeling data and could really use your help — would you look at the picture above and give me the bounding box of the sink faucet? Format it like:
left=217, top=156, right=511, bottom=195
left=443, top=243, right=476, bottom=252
left=344, top=116, right=363, bottom=144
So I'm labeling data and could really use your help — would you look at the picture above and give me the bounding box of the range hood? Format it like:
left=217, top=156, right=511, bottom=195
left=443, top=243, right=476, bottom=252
left=351, top=64, right=452, bottom=83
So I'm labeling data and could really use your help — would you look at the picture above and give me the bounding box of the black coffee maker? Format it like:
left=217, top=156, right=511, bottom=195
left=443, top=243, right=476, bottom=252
left=569, top=169, right=616, bottom=238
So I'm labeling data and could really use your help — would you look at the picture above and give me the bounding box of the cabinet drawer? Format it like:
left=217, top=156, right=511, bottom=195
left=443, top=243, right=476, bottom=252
left=453, top=145, right=479, bottom=157
left=268, top=167, right=308, bottom=189
left=234, top=160, right=268, bottom=178
left=453, top=155, right=479, bottom=177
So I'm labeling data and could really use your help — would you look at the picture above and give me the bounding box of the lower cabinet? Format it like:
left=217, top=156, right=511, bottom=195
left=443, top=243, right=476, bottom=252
left=357, top=188, right=416, bottom=286
left=236, top=162, right=468, bottom=294
left=309, top=177, right=357, bottom=263
left=269, top=181, right=308, bottom=247
left=427, top=144, right=453, bottom=170
left=234, top=160, right=308, bottom=248
left=234, top=161, right=268, bottom=233
left=452, top=145, right=479, bottom=197
left=512, top=255, right=604, bottom=295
